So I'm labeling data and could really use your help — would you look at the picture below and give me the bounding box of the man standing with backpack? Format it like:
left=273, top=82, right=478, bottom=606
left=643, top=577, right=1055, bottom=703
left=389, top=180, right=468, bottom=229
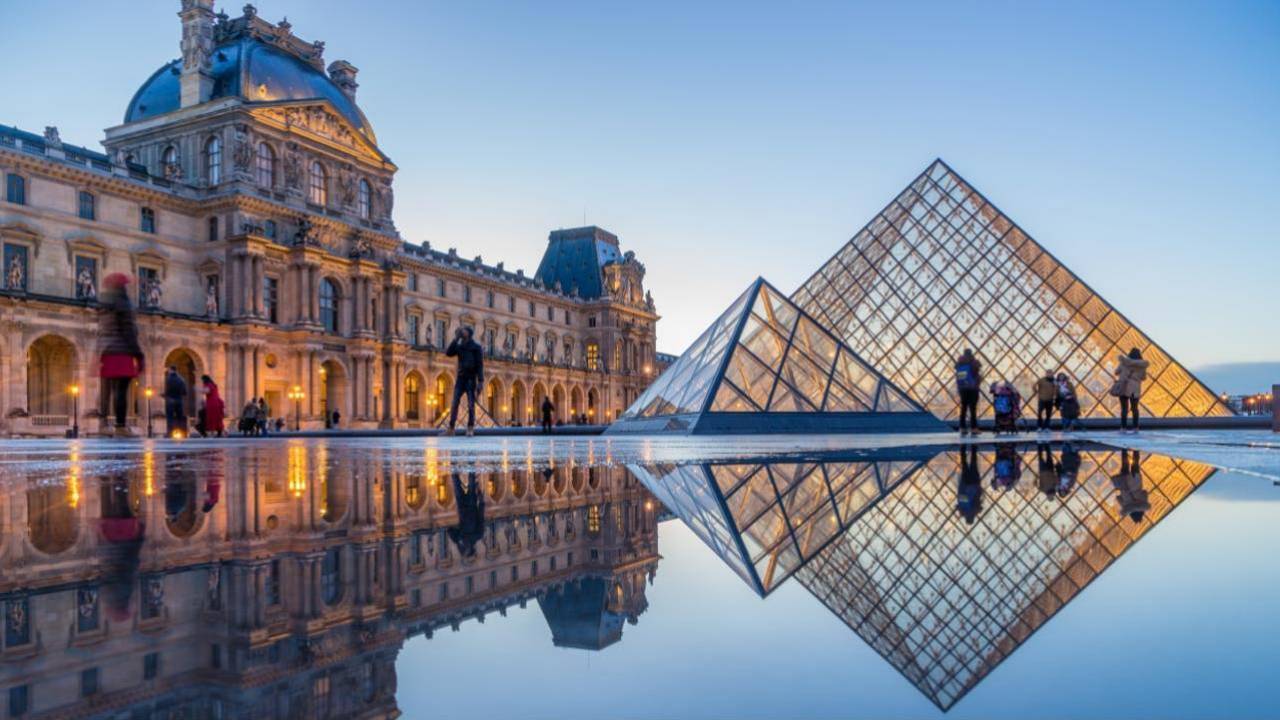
left=954, top=348, right=983, bottom=436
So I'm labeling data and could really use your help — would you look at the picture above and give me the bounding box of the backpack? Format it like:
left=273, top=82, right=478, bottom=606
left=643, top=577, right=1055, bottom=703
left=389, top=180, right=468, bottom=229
left=993, top=393, right=1014, bottom=415
left=956, top=361, right=977, bottom=389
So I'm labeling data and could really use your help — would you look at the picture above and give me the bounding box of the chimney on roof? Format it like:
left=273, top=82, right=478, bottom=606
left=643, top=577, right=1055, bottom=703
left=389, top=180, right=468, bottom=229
left=178, top=0, right=217, bottom=108
left=328, top=60, right=359, bottom=101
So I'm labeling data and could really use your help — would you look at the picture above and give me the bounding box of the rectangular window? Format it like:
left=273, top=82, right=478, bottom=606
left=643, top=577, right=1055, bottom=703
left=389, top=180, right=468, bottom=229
left=463, top=286, right=472, bottom=303
left=507, top=296, right=515, bottom=312
left=8, top=685, right=28, bottom=717
left=211, top=644, right=222, bottom=670
left=550, top=556, right=557, bottom=571
left=208, top=216, right=218, bottom=242
left=437, top=278, right=446, bottom=297
left=264, top=219, right=277, bottom=239
left=510, top=566, right=518, bottom=582
left=531, top=560, right=539, bottom=577
left=439, top=583, right=449, bottom=601
left=586, top=343, right=600, bottom=371
left=5, top=174, right=25, bottom=205
left=138, top=267, right=160, bottom=309
left=465, top=576, right=474, bottom=595
left=434, top=319, right=447, bottom=349
left=81, top=668, right=98, bottom=698
left=264, top=276, right=278, bottom=324
left=529, top=301, right=536, bottom=317
left=546, top=305, right=553, bottom=321
left=78, top=191, right=95, bottom=220
left=486, top=290, right=494, bottom=308
left=411, top=535, right=423, bottom=565
left=407, top=315, right=420, bottom=345
left=565, top=311, right=571, bottom=325
left=408, top=273, right=418, bottom=292
left=411, top=589, right=421, bottom=607
left=489, top=570, right=497, bottom=589
left=567, top=552, right=573, bottom=566
left=140, top=207, right=156, bottom=233
left=588, top=316, right=597, bottom=328
left=267, top=560, right=281, bottom=606
left=143, top=652, right=160, bottom=680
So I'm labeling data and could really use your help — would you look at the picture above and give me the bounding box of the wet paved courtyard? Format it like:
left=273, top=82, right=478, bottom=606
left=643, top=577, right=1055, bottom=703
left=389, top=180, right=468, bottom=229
left=0, top=431, right=1276, bottom=718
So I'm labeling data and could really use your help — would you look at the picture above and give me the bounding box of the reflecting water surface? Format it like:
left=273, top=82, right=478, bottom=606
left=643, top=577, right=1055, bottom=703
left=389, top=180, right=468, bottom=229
left=0, top=438, right=1275, bottom=719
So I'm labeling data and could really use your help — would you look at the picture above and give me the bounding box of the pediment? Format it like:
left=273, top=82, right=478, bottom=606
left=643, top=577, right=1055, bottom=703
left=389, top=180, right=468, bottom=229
left=249, top=100, right=391, bottom=166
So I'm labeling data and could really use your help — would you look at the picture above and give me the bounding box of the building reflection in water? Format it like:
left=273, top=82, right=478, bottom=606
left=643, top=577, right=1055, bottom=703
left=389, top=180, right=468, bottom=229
left=632, top=443, right=1216, bottom=711
left=0, top=443, right=659, bottom=719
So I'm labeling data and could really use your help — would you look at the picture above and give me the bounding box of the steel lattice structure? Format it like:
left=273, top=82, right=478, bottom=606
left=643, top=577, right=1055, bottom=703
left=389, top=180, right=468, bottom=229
left=792, top=160, right=1231, bottom=420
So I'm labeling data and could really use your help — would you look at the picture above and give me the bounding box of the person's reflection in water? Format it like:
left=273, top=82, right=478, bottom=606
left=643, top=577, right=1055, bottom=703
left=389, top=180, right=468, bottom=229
left=1036, top=443, right=1057, bottom=498
left=956, top=445, right=983, bottom=524
left=447, top=471, right=485, bottom=558
left=1111, top=449, right=1149, bottom=523
left=98, top=473, right=144, bottom=623
left=1056, top=442, right=1081, bottom=498
left=992, top=443, right=1020, bottom=491
left=202, top=454, right=223, bottom=514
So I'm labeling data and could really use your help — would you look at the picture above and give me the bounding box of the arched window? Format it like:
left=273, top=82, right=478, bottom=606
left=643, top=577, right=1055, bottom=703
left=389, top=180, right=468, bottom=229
left=161, top=145, right=179, bottom=177
left=309, top=162, right=327, bottom=206
left=319, top=278, right=339, bottom=333
left=256, top=142, right=275, bottom=187
left=405, top=375, right=420, bottom=420
left=204, top=137, right=221, bottom=186
left=357, top=178, right=371, bottom=220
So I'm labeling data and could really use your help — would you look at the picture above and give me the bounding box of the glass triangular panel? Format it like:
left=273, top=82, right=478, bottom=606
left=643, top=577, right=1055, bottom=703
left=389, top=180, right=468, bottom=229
left=710, top=380, right=760, bottom=413
left=791, top=161, right=1230, bottom=420
left=757, top=284, right=800, bottom=335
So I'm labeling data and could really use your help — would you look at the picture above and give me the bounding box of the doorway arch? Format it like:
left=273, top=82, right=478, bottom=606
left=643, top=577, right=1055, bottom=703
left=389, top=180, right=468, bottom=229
left=26, top=335, right=77, bottom=419
left=319, top=359, right=348, bottom=426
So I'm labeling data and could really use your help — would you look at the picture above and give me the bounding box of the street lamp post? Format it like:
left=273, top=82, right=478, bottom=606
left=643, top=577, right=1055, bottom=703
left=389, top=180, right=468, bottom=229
left=144, top=387, right=154, bottom=438
left=288, top=386, right=305, bottom=432
left=67, top=384, right=80, bottom=438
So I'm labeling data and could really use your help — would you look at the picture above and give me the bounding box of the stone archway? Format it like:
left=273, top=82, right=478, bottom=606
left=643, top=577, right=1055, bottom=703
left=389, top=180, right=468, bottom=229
left=551, top=384, right=566, bottom=424
left=26, top=334, right=77, bottom=420
left=532, top=382, right=547, bottom=420
left=510, top=380, right=527, bottom=426
left=570, top=387, right=584, bottom=423
left=404, top=370, right=425, bottom=424
left=484, top=377, right=505, bottom=423
left=319, top=359, right=349, bottom=427
left=162, top=347, right=203, bottom=418
left=587, top=387, right=600, bottom=424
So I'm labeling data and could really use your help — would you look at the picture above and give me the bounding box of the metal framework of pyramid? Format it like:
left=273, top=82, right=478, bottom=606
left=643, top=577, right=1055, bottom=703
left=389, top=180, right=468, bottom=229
left=628, top=446, right=1216, bottom=710
left=609, top=278, right=946, bottom=434
left=792, top=160, right=1232, bottom=422
left=433, top=399, right=499, bottom=430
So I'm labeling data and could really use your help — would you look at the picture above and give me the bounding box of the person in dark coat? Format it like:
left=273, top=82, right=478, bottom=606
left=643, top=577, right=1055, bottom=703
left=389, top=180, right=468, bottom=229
left=447, top=471, right=486, bottom=557
left=540, top=397, right=555, bottom=434
left=954, top=348, right=983, bottom=436
left=162, top=366, right=187, bottom=436
left=1111, top=449, right=1149, bottom=523
left=956, top=445, right=982, bottom=524
left=99, top=273, right=145, bottom=436
left=446, top=326, right=484, bottom=436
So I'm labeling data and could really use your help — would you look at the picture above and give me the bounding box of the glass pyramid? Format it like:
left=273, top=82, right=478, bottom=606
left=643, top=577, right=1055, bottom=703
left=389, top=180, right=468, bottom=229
left=433, top=400, right=499, bottom=429
left=791, top=160, right=1232, bottom=421
left=610, top=278, right=945, bottom=434
left=627, top=445, right=1217, bottom=710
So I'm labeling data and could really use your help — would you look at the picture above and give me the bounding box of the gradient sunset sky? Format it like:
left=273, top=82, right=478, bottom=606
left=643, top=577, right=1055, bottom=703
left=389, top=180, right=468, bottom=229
left=3, top=1, right=1276, bottom=374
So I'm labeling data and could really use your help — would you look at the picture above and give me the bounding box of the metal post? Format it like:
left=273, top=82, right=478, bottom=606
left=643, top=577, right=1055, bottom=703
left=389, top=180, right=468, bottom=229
left=145, top=388, right=154, bottom=438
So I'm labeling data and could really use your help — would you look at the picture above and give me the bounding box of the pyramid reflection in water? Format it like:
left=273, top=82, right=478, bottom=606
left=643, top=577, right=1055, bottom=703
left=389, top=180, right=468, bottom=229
left=610, top=278, right=945, bottom=434
left=792, top=160, right=1231, bottom=421
left=631, top=444, right=1215, bottom=709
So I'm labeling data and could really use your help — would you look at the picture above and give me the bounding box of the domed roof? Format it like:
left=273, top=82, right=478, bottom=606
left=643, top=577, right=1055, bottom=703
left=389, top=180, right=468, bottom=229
left=124, top=37, right=376, bottom=145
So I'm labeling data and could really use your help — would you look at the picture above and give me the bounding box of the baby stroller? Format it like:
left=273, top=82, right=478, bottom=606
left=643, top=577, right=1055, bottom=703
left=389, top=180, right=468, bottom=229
left=991, top=382, right=1022, bottom=434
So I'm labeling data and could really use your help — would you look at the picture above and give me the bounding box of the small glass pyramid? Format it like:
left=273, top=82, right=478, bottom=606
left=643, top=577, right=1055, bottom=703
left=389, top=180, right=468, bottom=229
left=433, top=400, right=500, bottom=430
left=609, top=278, right=945, bottom=434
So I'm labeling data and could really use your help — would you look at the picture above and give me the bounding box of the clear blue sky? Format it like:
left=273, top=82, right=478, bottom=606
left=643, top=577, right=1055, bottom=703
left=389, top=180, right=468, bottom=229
left=3, top=1, right=1276, bottom=369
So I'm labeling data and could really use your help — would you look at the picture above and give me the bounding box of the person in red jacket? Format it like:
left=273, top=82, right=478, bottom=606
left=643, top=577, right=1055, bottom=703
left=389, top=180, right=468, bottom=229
left=198, top=374, right=226, bottom=437
left=98, top=273, right=144, bottom=436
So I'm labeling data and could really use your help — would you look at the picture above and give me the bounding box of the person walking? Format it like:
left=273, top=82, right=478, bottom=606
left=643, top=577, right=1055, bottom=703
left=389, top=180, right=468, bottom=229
left=1055, top=373, right=1081, bottom=432
left=197, top=375, right=225, bottom=437
left=99, top=273, right=145, bottom=437
left=1112, top=348, right=1149, bottom=433
left=256, top=397, right=270, bottom=436
left=540, top=396, right=555, bottom=434
left=1034, top=373, right=1058, bottom=432
left=162, top=366, right=187, bottom=436
left=954, top=348, right=983, bottom=436
left=446, top=326, right=484, bottom=436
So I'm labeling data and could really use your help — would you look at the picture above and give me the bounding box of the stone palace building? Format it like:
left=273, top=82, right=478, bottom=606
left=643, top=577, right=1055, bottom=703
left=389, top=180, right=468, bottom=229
left=0, top=1, right=660, bottom=435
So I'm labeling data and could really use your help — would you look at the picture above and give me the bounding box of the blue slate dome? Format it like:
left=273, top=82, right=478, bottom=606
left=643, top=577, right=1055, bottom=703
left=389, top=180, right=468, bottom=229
left=124, top=36, right=376, bottom=145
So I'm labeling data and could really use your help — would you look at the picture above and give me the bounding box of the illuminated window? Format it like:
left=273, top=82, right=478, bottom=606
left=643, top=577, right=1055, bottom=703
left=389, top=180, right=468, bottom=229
left=204, top=136, right=221, bottom=186
left=309, top=161, right=327, bottom=206
left=586, top=343, right=600, bottom=371
left=405, top=374, right=420, bottom=420
left=587, top=505, right=601, bottom=533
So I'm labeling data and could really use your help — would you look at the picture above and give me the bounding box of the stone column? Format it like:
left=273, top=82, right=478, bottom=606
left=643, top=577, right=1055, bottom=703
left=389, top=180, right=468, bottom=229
left=251, top=255, right=263, bottom=317
left=381, top=358, right=392, bottom=424
left=308, top=266, right=319, bottom=322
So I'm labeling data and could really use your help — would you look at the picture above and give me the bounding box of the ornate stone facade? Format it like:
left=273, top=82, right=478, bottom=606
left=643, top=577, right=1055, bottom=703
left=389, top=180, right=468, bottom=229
left=0, top=2, right=659, bottom=435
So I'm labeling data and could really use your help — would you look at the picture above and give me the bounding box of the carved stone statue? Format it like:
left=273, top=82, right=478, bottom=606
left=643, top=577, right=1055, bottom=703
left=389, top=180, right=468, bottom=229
left=163, top=159, right=183, bottom=181
left=348, top=235, right=371, bottom=259
left=338, top=170, right=356, bottom=207
left=145, top=278, right=163, bottom=309
left=43, top=126, right=61, bottom=148
left=205, top=277, right=220, bottom=316
left=6, top=255, right=25, bottom=291
left=645, top=289, right=654, bottom=310
left=282, top=147, right=302, bottom=189
left=292, top=216, right=314, bottom=246
left=232, top=136, right=252, bottom=171
left=76, top=266, right=96, bottom=300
